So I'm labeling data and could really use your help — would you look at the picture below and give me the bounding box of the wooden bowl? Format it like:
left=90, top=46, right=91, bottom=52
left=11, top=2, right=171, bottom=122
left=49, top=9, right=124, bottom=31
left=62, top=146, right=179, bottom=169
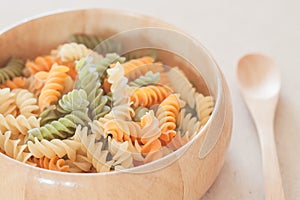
left=0, top=8, right=232, bottom=200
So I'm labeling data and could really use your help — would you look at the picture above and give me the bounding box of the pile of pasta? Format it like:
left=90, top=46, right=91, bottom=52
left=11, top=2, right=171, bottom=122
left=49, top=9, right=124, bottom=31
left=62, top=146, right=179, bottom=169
left=0, top=34, right=214, bottom=173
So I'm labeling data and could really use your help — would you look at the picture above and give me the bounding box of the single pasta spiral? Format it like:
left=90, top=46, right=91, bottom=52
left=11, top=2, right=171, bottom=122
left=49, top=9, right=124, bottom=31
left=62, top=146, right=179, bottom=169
left=25, top=56, right=55, bottom=74
left=130, top=85, right=172, bottom=108
left=122, top=56, right=154, bottom=75
left=0, top=77, right=25, bottom=89
left=128, top=71, right=160, bottom=87
left=0, top=131, right=32, bottom=163
left=103, top=119, right=142, bottom=142
left=0, top=88, right=17, bottom=116
left=167, top=67, right=197, bottom=109
left=27, top=109, right=90, bottom=141
left=0, top=58, right=24, bottom=84
left=68, top=33, right=103, bottom=49
left=56, top=89, right=90, bottom=115
left=38, top=64, right=69, bottom=110
left=12, top=88, right=40, bottom=117
left=52, top=43, right=93, bottom=62
left=0, top=114, right=40, bottom=136
left=195, top=93, right=214, bottom=126
left=32, top=156, right=70, bottom=172
left=176, top=109, right=201, bottom=139
left=155, top=94, right=182, bottom=143
left=107, top=62, right=130, bottom=106
left=28, top=137, right=82, bottom=161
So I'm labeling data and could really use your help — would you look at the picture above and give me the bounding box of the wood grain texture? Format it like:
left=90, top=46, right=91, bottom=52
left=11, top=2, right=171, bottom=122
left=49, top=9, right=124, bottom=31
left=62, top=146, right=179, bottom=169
left=0, top=9, right=232, bottom=200
left=237, top=54, right=285, bottom=200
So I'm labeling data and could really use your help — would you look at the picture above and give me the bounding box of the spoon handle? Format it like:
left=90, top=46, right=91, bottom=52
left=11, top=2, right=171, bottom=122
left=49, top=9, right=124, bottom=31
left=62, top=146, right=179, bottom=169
left=258, top=125, right=285, bottom=200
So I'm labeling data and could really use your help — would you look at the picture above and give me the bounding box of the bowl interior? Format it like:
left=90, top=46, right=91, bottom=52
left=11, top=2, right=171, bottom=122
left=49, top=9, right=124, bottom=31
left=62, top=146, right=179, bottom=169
left=0, top=8, right=223, bottom=174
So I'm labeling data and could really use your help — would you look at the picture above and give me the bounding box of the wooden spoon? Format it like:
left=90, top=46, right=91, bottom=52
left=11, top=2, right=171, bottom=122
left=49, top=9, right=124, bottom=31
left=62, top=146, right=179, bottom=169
left=237, top=53, right=285, bottom=200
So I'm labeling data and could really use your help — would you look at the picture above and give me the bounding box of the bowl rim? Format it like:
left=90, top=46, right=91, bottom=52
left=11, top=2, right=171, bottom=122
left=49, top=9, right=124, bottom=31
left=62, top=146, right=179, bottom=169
left=0, top=7, right=224, bottom=176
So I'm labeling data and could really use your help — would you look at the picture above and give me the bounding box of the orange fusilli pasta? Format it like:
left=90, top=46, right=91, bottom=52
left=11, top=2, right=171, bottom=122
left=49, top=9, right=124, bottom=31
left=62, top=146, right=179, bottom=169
left=38, top=64, right=69, bottom=110
left=130, top=85, right=172, bottom=107
left=155, top=94, right=182, bottom=143
left=32, top=156, right=70, bottom=172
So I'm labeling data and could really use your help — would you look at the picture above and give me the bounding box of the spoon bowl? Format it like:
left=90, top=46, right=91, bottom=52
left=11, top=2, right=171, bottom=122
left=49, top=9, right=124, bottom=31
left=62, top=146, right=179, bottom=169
left=237, top=54, right=281, bottom=99
left=237, top=53, right=285, bottom=200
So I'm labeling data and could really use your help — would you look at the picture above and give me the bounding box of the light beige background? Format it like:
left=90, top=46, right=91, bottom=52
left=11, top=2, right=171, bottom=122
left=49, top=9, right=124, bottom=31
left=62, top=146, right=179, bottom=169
left=0, top=1, right=299, bottom=199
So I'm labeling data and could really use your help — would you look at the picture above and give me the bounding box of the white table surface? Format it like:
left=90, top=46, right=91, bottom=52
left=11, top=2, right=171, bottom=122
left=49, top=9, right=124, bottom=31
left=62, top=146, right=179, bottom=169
left=1, top=1, right=299, bottom=199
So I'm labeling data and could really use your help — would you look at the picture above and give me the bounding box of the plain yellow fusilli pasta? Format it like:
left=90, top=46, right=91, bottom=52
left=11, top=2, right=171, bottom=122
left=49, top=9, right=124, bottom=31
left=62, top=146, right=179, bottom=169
left=51, top=43, right=93, bottom=62
left=0, top=88, right=17, bottom=116
left=0, top=131, right=32, bottom=163
left=27, top=137, right=82, bottom=161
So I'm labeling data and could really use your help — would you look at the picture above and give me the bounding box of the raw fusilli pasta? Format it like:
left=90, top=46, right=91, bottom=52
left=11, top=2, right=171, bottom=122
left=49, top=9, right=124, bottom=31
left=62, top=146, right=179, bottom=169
left=69, top=33, right=103, bottom=49
left=12, top=89, right=39, bottom=117
left=27, top=109, right=90, bottom=141
left=133, top=106, right=149, bottom=122
left=32, top=156, right=70, bottom=172
left=167, top=67, right=197, bottom=108
left=104, top=119, right=142, bottom=142
left=0, top=88, right=17, bottom=116
left=130, top=85, right=172, bottom=108
left=129, top=71, right=160, bottom=87
left=76, top=57, right=111, bottom=120
left=28, top=137, right=82, bottom=161
left=0, top=58, right=24, bottom=84
left=25, top=56, right=55, bottom=74
left=38, top=64, right=69, bottom=110
left=155, top=94, right=182, bottom=143
left=0, top=77, right=25, bottom=89
left=195, top=93, right=215, bottom=126
left=0, top=114, right=40, bottom=136
left=0, top=131, right=32, bottom=163
left=51, top=43, right=93, bottom=62
left=107, top=62, right=130, bottom=106
left=0, top=34, right=215, bottom=173
left=176, top=109, right=201, bottom=139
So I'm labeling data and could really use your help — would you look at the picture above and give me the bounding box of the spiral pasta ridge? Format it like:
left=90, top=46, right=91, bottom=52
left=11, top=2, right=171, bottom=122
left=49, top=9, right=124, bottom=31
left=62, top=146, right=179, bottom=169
left=0, top=58, right=24, bottom=84
left=56, top=89, right=89, bottom=115
left=0, top=114, right=40, bottom=136
left=69, top=33, right=103, bottom=49
left=0, top=77, right=25, bottom=89
left=0, top=131, right=32, bottom=163
left=155, top=94, right=181, bottom=143
left=32, top=156, right=70, bottom=172
left=12, top=89, right=39, bottom=117
left=195, top=93, right=214, bottom=126
left=107, top=62, right=130, bottom=106
left=129, top=71, right=160, bottom=87
left=130, top=85, right=172, bottom=108
left=27, top=109, right=90, bottom=141
left=76, top=58, right=111, bottom=120
left=25, top=56, right=55, bottom=74
left=52, top=43, right=93, bottom=62
left=38, top=64, right=69, bottom=110
left=167, top=67, right=197, bottom=108
left=0, top=88, right=17, bottom=116
left=28, top=137, right=81, bottom=161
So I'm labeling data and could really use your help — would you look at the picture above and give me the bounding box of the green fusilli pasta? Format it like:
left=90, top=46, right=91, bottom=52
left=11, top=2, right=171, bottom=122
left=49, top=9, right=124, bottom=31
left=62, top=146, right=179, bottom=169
left=75, top=54, right=124, bottom=120
left=0, top=58, right=24, bottom=84
left=57, top=89, right=90, bottom=115
left=68, top=34, right=103, bottom=49
left=27, top=110, right=91, bottom=141
left=39, top=106, right=61, bottom=126
left=133, top=106, right=149, bottom=122
left=28, top=90, right=91, bottom=141
left=129, top=71, right=160, bottom=87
